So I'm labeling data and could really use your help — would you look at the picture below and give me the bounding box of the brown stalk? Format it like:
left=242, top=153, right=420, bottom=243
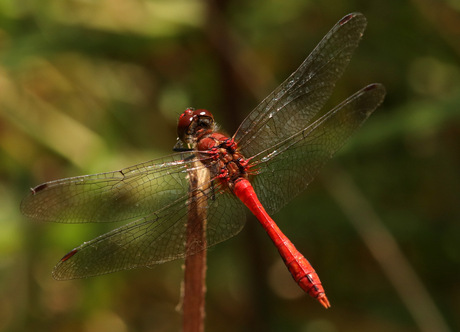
left=182, top=163, right=210, bottom=332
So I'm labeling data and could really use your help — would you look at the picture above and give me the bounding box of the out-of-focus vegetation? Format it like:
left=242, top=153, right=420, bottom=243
left=1, top=0, right=459, bottom=331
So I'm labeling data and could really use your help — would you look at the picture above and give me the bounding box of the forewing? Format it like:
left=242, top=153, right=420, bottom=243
left=235, top=13, right=367, bottom=157
left=251, top=84, right=385, bottom=214
left=21, top=152, right=197, bottom=223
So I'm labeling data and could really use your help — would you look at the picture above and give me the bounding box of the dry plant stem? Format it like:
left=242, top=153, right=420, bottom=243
left=323, top=164, right=452, bottom=332
left=182, top=164, right=210, bottom=332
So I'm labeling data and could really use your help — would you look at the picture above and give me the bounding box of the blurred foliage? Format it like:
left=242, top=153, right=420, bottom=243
left=1, top=0, right=460, bottom=331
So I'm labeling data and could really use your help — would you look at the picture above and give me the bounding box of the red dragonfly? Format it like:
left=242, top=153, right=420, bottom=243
left=21, top=13, right=385, bottom=309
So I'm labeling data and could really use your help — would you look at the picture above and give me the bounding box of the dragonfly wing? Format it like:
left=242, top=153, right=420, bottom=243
left=53, top=182, right=247, bottom=280
left=251, top=84, right=385, bottom=215
left=204, top=189, right=247, bottom=250
left=236, top=13, right=367, bottom=157
left=20, top=152, right=197, bottom=223
left=53, top=194, right=191, bottom=279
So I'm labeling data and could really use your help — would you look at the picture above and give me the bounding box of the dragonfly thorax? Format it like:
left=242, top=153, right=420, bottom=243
left=197, top=133, right=250, bottom=187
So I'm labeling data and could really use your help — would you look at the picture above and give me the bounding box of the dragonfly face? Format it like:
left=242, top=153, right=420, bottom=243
left=177, top=108, right=215, bottom=147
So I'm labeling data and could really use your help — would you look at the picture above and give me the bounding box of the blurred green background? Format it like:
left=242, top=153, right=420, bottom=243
left=1, top=0, right=459, bottom=331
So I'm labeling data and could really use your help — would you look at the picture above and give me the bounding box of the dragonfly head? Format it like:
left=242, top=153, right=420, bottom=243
left=177, top=108, right=215, bottom=147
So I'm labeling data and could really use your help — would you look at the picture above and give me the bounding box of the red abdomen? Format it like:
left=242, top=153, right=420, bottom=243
left=233, top=178, right=330, bottom=308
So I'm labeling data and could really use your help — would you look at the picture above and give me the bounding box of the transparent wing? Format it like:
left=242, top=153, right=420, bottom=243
left=235, top=13, right=367, bottom=157
left=52, top=182, right=246, bottom=280
left=250, top=84, right=385, bottom=214
left=21, top=152, right=200, bottom=223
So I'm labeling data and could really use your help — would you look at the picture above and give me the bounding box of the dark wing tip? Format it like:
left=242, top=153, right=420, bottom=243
left=339, top=12, right=365, bottom=26
left=363, top=83, right=386, bottom=102
left=20, top=183, right=49, bottom=217
left=60, top=248, right=79, bottom=262
left=31, top=183, right=48, bottom=194
left=20, top=183, right=48, bottom=218
left=359, top=83, right=386, bottom=117
left=52, top=249, right=79, bottom=280
left=364, top=83, right=385, bottom=92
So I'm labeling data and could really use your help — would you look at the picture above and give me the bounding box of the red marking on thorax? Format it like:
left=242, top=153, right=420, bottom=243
left=196, top=131, right=250, bottom=186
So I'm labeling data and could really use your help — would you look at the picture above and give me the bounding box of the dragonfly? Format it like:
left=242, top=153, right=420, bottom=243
left=21, top=12, right=385, bottom=309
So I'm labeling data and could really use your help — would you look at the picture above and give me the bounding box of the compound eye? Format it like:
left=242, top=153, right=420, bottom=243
left=177, top=108, right=195, bottom=142
left=194, top=109, right=213, bottom=119
left=193, top=109, right=214, bottom=127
